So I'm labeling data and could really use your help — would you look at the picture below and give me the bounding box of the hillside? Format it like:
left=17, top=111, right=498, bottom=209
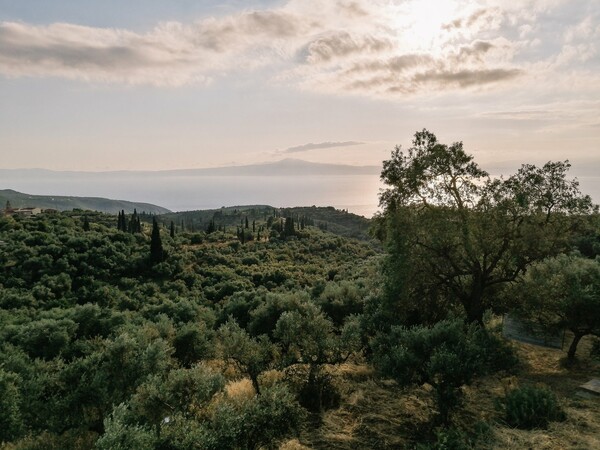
left=290, top=336, right=600, bottom=449
left=158, top=205, right=374, bottom=242
left=0, top=189, right=171, bottom=214
left=0, top=209, right=598, bottom=449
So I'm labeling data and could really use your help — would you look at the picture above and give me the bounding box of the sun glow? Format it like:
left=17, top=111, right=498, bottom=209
left=391, top=0, right=461, bottom=52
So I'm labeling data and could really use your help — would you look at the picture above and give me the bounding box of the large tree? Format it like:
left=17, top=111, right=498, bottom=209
left=378, top=129, right=595, bottom=325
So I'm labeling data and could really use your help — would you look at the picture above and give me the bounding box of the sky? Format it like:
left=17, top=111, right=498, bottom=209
left=0, top=0, right=599, bottom=182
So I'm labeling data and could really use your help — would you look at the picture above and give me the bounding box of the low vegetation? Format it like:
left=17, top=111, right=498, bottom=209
left=0, top=129, right=599, bottom=449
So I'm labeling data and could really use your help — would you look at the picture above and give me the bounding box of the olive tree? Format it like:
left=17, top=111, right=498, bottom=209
left=217, top=319, right=277, bottom=395
left=274, top=302, right=362, bottom=411
left=516, top=254, right=600, bottom=360
left=378, top=129, right=595, bottom=325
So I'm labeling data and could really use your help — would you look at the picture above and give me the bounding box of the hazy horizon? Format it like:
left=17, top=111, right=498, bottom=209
left=2, top=156, right=600, bottom=219
left=1, top=0, right=598, bottom=210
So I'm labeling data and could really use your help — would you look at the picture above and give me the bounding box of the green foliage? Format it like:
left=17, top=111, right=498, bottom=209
left=377, top=129, right=595, bottom=325
left=0, top=369, right=24, bottom=442
left=515, top=254, right=600, bottom=359
left=502, top=385, right=566, bottom=429
left=5, top=318, right=78, bottom=360
left=315, top=280, right=366, bottom=326
left=217, top=319, right=276, bottom=394
left=96, top=404, right=156, bottom=450
left=373, top=319, right=515, bottom=424
left=274, top=303, right=361, bottom=411
left=173, top=321, right=214, bottom=367
left=130, top=364, right=225, bottom=432
left=195, top=385, right=304, bottom=450
left=149, top=217, right=164, bottom=265
left=0, top=209, right=378, bottom=446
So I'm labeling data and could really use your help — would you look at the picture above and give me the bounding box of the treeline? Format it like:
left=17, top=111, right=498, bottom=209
left=158, top=205, right=373, bottom=242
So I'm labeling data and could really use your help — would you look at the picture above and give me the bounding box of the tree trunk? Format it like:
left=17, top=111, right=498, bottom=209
left=463, top=297, right=485, bottom=326
left=463, top=275, right=486, bottom=326
left=250, top=373, right=261, bottom=396
left=567, top=333, right=584, bottom=360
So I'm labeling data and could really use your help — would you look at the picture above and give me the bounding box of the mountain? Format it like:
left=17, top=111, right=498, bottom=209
left=0, top=159, right=380, bottom=178
left=0, top=189, right=171, bottom=214
left=158, top=159, right=381, bottom=176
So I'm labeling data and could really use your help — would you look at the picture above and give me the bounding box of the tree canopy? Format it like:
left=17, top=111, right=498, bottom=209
left=377, top=129, right=596, bottom=324
left=516, top=254, right=600, bottom=359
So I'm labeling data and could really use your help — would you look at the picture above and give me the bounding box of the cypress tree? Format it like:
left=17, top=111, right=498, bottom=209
left=206, top=219, right=216, bottom=234
left=82, top=216, right=90, bottom=231
left=150, top=217, right=164, bottom=265
left=245, top=216, right=249, bottom=229
left=283, top=217, right=295, bottom=238
left=170, top=221, right=175, bottom=238
left=128, top=209, right=141, bottom=234
left=118, top=209, right=127, bottom=231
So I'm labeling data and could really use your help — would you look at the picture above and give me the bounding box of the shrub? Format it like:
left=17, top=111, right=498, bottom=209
left=188, top=385, right=304, bottom=450
left=503, top=385, right=565, bottom=429
left=373, top=319, right=517, bottom=425
left=96, top=404, right=156, bottom=450
left=0, top=370, right=24, bottom=442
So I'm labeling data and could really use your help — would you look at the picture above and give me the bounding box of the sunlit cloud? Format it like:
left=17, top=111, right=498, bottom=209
left=0, top=0, right=597, bottom=100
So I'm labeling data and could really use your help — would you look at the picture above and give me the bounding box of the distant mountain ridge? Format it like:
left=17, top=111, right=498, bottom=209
left=162, top=159, right=380, bottom=176
left=0, top=189, right=171, bottom=214
left=0, top=159, right=380, bottom=178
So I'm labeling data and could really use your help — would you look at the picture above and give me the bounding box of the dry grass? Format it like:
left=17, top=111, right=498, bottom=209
left=278, top=439, right=312, bottom=450
left=225, top=378, right=256, bottom=402
left=291, top=338, right=600, bottom=449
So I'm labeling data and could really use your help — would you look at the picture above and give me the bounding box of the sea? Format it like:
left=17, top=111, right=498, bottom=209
left=0, top=172, right=383, bottom=218
left=3, top=170, right=599, bottom=219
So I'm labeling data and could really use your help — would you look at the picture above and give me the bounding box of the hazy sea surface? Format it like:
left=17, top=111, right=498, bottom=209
left=0, top=173, right=383, bottom=218
left=3, top=170, right=599, bottom=218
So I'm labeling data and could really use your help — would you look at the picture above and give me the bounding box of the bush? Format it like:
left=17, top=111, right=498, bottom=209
left=503, top=385, right=565, bottom=429
left=0, top=370, right=24, bottom=442
left=96, top=404, right=156, bottom=450
left=372, top=319, right=517, bottom=425
left=186, top=385, right=304, bottom=450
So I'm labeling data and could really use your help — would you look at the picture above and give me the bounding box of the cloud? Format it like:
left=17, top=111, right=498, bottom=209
left=412, top=68, right=522, bottom=88
left=454, top=41, right=495, bottom=62
left=0, top=9, right=312, bottom=86
left=481, top=110, right=557, bottom=119
left=0, top=0, right=594, bottom=100
left=302, top=31, right=393, bottom=63
left=282, top=141, right=365, bottom=154
left=442, top=8, right=496, bottom=31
